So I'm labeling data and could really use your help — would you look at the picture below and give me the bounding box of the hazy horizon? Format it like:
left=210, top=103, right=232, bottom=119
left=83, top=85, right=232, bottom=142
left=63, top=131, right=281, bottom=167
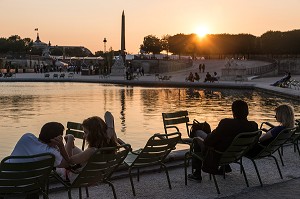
left=1, top=0, right=300, bottom=54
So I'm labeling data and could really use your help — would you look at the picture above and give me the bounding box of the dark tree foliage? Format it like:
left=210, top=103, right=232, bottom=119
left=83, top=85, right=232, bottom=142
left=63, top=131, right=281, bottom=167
left=140, top=29, right=300, bottom=56
left=140, top=35, right=163, bottom=54
left=0, top=35, right=33, bottom=54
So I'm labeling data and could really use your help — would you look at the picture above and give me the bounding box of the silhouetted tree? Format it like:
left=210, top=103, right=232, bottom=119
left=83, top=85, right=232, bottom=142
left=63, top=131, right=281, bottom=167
left=140, top=35, right=163, bottom=54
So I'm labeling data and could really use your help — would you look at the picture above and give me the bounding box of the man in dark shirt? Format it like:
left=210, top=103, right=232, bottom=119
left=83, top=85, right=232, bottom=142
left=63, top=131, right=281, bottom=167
left=188, top=100, right=258, bottom=182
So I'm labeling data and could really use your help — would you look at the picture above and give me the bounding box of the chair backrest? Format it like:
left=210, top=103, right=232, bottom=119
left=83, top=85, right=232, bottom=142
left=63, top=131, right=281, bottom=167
left=162, top=111, right=190, bottom=137
left=71, top=144, right=131, bottom=188
left=218, top=130, right=262, bottom=165
left=257, top=127, right=297, bottom=158
left=0, top=153, right=55, bottom=196
left=130, top=132, right=181, bottom=167
left=66, top=121, right=85, bottom=150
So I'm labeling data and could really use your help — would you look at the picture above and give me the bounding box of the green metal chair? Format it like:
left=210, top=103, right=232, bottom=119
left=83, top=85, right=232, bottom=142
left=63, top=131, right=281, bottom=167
left=0, top=153, right=55, bottom=199
left=54, top=144, right=130, bottom=199
left=162, top=111, right=193, bottom=143
left=281, top=120, right=300, bottom=156
left=184, top=130, right=262, bottom=194
left=244, top=127, right=297, bottom=187
left=124, top=132, right=181, bottom=196
left=66, top=121, right=85, bottom=151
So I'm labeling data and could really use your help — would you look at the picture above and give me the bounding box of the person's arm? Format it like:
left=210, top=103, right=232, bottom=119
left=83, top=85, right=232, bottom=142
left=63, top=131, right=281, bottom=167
left=50, top=135, right=73, bottom=167
left=68, top=147, right=96, bottom=165
left=64, top=134, right=75, bottom=157
left=259, top=129, right=273, bottom=142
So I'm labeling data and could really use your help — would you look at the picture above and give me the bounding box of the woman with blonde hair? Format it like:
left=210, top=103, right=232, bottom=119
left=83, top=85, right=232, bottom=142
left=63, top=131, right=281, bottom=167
left=246, top=104, right=295, bottom=157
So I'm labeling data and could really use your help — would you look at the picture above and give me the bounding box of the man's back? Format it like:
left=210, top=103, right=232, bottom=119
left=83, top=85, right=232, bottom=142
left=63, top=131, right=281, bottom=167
left=10, top=133, right=62, bottom=167
left=204, top=118, right=258, bottom=152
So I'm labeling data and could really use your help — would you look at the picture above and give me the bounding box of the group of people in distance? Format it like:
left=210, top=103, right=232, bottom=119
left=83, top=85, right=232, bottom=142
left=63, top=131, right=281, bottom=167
left=186, top=71, right=219, bottom=82
left=188, top=100, right=295, bottom=182
left=187, top=72, right=200, bottom=82
left=204, top=72, right=219, bottom=82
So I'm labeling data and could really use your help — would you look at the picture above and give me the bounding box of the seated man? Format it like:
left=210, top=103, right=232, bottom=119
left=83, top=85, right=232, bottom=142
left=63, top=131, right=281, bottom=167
left=204, top=72, right=212, bottom=82
left=10, top=122, right=71, bottom=168
left=188, top=100, right=258, bottom=182
left=194, top=72, right=200, bottom=81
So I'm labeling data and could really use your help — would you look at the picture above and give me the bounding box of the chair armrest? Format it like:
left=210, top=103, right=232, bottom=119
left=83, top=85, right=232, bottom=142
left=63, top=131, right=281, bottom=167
left=260, top=122, right=275, bottom=130
left=131, top=148, right=143, bottom=155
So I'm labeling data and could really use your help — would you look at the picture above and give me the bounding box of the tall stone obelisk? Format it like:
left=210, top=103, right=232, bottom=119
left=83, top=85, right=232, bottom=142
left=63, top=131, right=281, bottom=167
left=121, top=10, right=126, bottom=62
left=110, top=10, right=126, bottom=76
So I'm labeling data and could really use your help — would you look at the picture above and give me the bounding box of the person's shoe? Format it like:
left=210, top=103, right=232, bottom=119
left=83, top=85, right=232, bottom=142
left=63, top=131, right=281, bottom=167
left=224, top=165, right=232, bottom=173
left=218, top=165, right=232, bottom=175
left=188, top=173, right=202, bottom=182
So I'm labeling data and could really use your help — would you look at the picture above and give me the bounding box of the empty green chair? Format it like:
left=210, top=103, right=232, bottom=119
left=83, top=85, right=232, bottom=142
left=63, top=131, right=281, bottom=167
left=162, top=111, right=193, bottom=143
left=66, top=121, right=86, bottom=150
left=124, top=132, right=181, bottom=196
left=0, top=153, right=55, bottom=199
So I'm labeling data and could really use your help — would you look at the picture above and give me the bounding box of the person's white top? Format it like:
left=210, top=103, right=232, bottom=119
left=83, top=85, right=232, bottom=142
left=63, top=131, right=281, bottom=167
left=10, top=133, right=63, bottom=167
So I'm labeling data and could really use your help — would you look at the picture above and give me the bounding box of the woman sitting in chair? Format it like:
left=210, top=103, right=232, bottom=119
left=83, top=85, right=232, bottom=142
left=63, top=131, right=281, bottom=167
left=57, top=112, right=118, bottom=182
left=246, top=104, right=295, bottom=157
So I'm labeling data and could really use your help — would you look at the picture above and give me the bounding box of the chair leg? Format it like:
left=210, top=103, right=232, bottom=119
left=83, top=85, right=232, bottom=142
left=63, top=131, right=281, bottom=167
left=270, top=155, right=283, bottom=179
left=161, top=163, right=172, bottom=190
left=249, top=159, right=263, bottom=187
left=85, top=187, right=89, bottom=197
left=240, top=162, right=249, bottom=187
left=212, top=175, right=220, bottom=194
left=68, top=189, right=72, bottom=199
left=106, top=180, right=117, bottom=199
left=79, top=187, right=82, bottom=199
left=277, top=150, right=285, bottom=166
left=222, top=166, right=226, bottom=179
left=128, top=168, right=136, bottom=196
left=137, top=168, right=140, bottom=182
left=184, top=153, right=188, bottom=185
left=296, top=142, right=300, bottom=156
left=240, top=158, right=243, bottom=174
left=41, top=190, right=49, bottom=199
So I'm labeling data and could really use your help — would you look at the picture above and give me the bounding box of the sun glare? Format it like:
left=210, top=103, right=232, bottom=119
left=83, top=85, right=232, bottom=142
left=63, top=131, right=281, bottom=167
left=196, top=26, right=208, bottom=38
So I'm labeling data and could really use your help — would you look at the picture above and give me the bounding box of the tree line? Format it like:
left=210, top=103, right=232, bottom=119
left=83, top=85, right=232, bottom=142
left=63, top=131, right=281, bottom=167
left=140, top=29, right=300, bottom=58
left=1, top=29, right=300, bottom=58
left=0, top=35, right=91, bottom=57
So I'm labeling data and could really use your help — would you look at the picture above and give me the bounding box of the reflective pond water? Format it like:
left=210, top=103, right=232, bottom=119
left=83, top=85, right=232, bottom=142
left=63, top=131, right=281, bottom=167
left=0, top=82, right=299, bottom=158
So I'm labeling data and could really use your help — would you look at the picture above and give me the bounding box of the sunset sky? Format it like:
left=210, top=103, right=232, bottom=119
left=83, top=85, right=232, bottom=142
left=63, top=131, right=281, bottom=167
left=1, top=0, right=300, bottom=54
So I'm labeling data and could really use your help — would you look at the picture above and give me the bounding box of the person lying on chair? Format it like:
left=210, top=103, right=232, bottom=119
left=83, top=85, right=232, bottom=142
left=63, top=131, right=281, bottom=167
left=188, top=100, right=258, bottom=182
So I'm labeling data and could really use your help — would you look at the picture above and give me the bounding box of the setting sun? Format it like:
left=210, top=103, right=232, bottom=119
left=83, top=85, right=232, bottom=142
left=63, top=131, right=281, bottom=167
left=196, top=26, right=209, bottom=38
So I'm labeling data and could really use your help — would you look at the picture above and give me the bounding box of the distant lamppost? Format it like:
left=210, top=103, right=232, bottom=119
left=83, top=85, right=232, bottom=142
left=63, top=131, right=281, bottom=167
left=103, top=38, right=108, bottom=73
left=29, top=49, right=32, bottom=68
left=103, top=38, right=107, bottom=53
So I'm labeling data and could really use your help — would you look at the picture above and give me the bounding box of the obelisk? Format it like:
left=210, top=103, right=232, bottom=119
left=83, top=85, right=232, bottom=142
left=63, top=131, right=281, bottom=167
left=121, top=10, right=126, bottom=62
left=110, top=10, right=126, bottom=76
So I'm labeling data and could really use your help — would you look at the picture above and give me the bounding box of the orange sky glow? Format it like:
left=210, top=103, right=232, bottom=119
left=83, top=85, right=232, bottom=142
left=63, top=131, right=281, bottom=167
left=1, top=0, right=300, bottom=54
